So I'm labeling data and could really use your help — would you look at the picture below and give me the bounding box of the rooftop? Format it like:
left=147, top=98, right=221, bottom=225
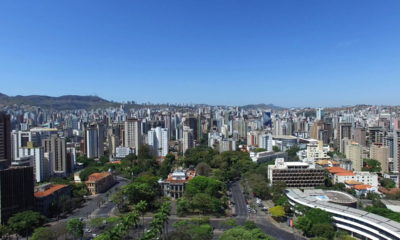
left=87, top=172, right=112, bottom=182
left=286, top=189, right=400, bottom=238
left=34, top=184, right=68, bottom=198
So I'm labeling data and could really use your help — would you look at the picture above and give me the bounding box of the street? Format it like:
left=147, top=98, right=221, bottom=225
left=230, top=181, right=305, bottom=240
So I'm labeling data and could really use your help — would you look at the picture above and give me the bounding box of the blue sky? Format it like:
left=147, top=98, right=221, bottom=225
left=0, top=0, right=399, bottom=107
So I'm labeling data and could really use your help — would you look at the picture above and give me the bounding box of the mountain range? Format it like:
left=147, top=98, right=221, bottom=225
left=0, top=93, right=284, bottom=110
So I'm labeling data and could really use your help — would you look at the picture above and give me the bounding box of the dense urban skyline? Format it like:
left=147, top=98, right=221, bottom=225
left=1, top=0, right=400, bottom=107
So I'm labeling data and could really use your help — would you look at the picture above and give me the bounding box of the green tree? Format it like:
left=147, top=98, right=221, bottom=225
left=286, top=146, right=300, bottom=160
left=185, top=176, right=224, bottom=198
left=362, top=159, right=382, bottom=172
left=243, top=221, right=257, bottom=230
left=272, top=146, right=280, bottom=152
left=295, top=216, right=312, bottom=235
left=219, top=226, right=275, bottom=240
left=138, top=144, right=152, bottom=159
left=269, top=206, right=286, bottom=220
left=7, top=210, right=47, bottom=238
left=310, top=223, right=335, bottom=240
left=380, top=178, right=396, bottom=189
left=111, top=190, right=128, bottom=212
left=31, top=227, right=56, bottom=240
left=66, top=218, right=84, bottom=240
left=196, top=162, right=212, bottom=176
left=246, top=173, right=270, bottom=199
left=79, top=166, right=100, bottom=181
left=0, top=224, right=10, bottom=239
left=255, top=148, right=267, bottom=153
left=159, top=154, right=176, bottom=178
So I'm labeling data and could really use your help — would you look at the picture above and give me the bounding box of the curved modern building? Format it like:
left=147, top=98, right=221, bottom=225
left=286, top=189, right=400, bottom=240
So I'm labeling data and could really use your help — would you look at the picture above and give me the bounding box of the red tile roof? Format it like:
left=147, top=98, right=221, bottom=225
left=34, top=184, right=68, bottom=198
left=87, top=172, right=112, bottom=182
left=326, top=167, right=349, bottom=174
left=336, top=172, right=356, bottom=176
left=353, top=184, right=372, bottom=190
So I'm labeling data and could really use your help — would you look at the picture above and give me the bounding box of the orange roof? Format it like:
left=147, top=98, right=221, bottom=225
left=108, top=161, right=121, bottom=164
left=345, top=180, right=363, bottom=185
left=34, top=184, right=68, bottom=198
left=326, top=167, right=349, bottom=174
left=336, top=172, right=356, bottom=176
left=353, top=184, right=372, bottom=190
left=87, top=172, right=112, bottom=182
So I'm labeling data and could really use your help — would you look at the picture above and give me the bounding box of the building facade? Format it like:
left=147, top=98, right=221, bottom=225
left=267, top=158, right=325, bottom=188
left=86, top=172, right=115, bottom=195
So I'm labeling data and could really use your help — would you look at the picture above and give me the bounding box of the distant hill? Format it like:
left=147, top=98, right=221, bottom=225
left=241, top=103, right=285, bottom=110
left=0, top=93, right=117, bottom=110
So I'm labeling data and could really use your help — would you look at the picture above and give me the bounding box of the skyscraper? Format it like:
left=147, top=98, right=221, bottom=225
left=43, top=135, right=70, bottom=176
left=0, top=113, right=11, bottom=169
left=85, top=123, right=104, bottom=159
left=0, top=113, right=34, bottom=224
left=148, top=127, right=169, bottom=157
left=182, top=127, right=194, bottom=155
left=124, top=118, right=141, bottom=154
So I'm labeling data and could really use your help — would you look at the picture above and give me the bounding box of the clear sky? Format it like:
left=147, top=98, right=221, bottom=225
left=0, top=0, right=399, bottom=107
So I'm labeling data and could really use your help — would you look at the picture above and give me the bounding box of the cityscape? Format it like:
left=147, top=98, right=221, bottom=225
left=1, top=1, right=400, bottom=240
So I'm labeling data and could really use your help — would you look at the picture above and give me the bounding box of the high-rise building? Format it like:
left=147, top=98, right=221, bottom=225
left=43, top=135, right=71, bottom=176
left=124, top=118, right=141, bottom=154
left=370, top=144, right=389, bottom=173
left=258, top=133, right=273, bottom=152
left=263, top=111, right=272, bottom=128
left=0, top=113, right=11, bottom=169
left=18, top=146, right=47, bottom=182
left=182, top=127, right=194, bottom=155
left=316, top=108, right=324, bottom=121
left=352, top=127, right=367, bottom=147
left=148, top=127, right=169, bottom=157
left=0, top=166, right=34, bottom=224
left=186, top=117, right=198, bottom=141
left=339, top=123, right=352, bottom=153
left=85, top=123, right=104, bottom=159
left=345, top=142, right=363, bottom=171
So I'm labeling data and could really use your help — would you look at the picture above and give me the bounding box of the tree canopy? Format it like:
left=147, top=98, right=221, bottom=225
left=219, top=226, right=275, bottom=240
left=362, top=158, right=382, bottom=172
left=7, top=210, right=47, bottom=237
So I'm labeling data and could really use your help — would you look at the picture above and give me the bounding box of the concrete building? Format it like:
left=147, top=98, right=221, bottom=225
left=267, top=158, right=325, bottom=188
left=0, top=166, right=34, bottom=224
left=159, top=169, right=196, bottom=199
left=370, top=144, right=389, bottom=173
left=345, top=141, right=363, bottom=171
left=124, top=118, right=141, bottom=154
left=148, top=127, right=169, bottom=157
left=298, top=140, right=329, bottom=161
left=182, top=126, right=194, bottom=155
left=85, top=123, right=104, bottom=159
left=287, top=188, right=400, bottom=240
left=258, top=133, right=273, bottom=152
left=326, top=167, right=379, bottom=188
left=0, top=113, right=11, bottom=169
left=219, top=139, right=236, bottom=153
left=115, top=146, right=132, bottom=159
left=34, top=184, right=72, bottom=217
left=86, top=172, right=115, bottom=195
left=43, top=135, right=71, bottom=176
left=18, top=146, right=47, bottom=182
left=250, top=151, right=288, bottom=163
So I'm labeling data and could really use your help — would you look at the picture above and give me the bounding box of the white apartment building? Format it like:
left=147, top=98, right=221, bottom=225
left=148, top=127, right=169, bottom=157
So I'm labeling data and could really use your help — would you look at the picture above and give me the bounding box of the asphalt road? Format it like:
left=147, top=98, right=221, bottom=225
left=230, top=181, right=305, bottom=240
